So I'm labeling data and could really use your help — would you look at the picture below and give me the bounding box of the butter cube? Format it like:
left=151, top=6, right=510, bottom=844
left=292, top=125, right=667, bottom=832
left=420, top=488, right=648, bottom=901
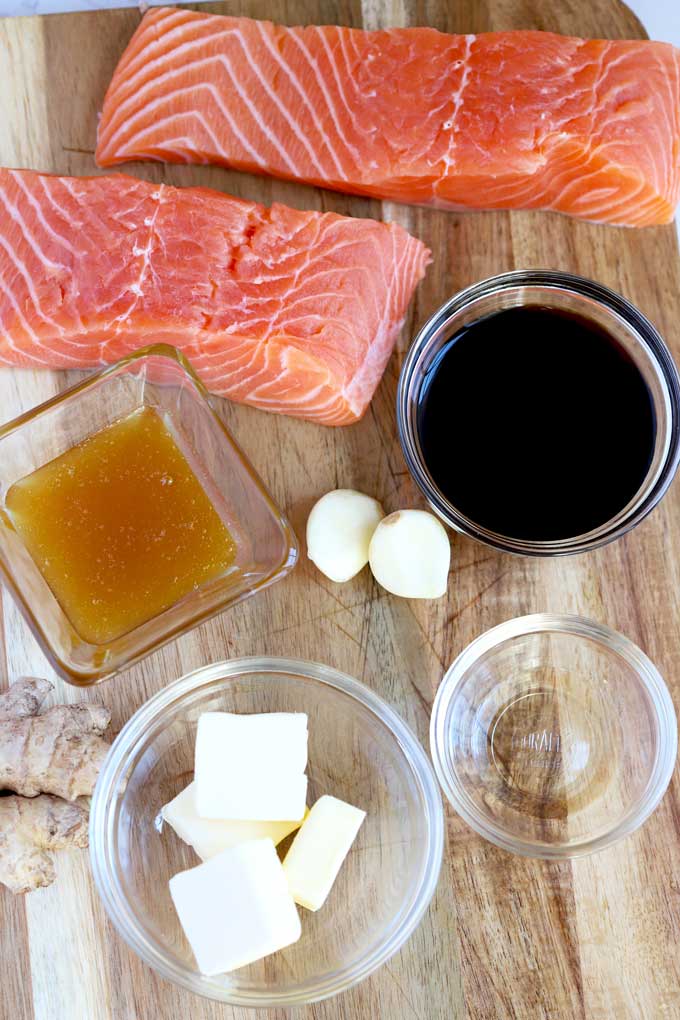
left=195, top=772, right=308, bottom=822
left=283, top=795, right=366, bottom=911
left=195, top=712, right=308, bottom=821
left=162, top=782, right=306, bottom=860
left=169, top=838, right=301, bottom=975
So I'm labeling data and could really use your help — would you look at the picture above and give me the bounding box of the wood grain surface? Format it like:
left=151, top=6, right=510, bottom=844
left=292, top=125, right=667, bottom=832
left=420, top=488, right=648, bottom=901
left=1, top=1, right=680, bottom=1019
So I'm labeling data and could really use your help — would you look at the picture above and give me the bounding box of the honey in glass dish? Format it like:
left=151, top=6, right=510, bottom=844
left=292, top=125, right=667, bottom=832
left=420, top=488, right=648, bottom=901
left=5, top=406, right=237, bottom=645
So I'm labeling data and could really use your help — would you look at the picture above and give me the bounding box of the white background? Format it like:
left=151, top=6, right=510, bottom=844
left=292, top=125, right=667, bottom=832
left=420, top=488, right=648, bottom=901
left=628, top=0, right=680, bottom=47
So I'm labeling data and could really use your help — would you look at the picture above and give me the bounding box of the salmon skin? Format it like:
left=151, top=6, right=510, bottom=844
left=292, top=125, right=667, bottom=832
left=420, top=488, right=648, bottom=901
left=0, top=168, right=429, bottom=426
left=96, top=8, right=680, bottom=227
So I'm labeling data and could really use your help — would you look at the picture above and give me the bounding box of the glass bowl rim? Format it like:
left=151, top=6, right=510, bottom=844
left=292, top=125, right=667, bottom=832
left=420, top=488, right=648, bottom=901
left=0, top=343, right=199, bottom=441
left=89, top=656, right=445, bottom=1006
left=430, top=613, right=678, bottom=859
left=397, top=269, right=680, bottom=557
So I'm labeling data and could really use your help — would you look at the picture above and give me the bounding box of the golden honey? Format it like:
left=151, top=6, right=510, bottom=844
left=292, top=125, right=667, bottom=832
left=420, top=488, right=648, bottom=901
left=6, top=407, right=237, bottom=644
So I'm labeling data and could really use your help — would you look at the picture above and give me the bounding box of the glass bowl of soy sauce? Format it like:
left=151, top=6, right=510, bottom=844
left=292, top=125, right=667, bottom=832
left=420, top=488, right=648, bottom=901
left=397, top=271, right=680, bottom=555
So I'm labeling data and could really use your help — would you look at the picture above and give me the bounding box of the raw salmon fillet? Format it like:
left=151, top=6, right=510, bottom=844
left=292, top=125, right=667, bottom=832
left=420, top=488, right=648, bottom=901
left=0, top=168, right=429, bottom=425
left=96, top=8, right=680, bottom=227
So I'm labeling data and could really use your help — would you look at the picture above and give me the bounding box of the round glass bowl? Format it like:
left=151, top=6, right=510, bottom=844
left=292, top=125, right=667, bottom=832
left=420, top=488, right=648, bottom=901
left=430, top=615, right=677, bottom=858
left=90, top=658, right=444, bottom=1007
left=397, top=270, right=680, bottom=556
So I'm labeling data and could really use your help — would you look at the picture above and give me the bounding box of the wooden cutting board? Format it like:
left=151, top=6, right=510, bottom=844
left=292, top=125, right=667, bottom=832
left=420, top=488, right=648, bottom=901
left=1, top=1, right=680, bottom=1018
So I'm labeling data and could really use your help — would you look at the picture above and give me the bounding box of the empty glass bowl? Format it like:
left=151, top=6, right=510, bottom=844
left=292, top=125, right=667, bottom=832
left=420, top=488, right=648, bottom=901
left=430, top=615, right=677, bottom=858
left=90, top=658, right=444, bottom=1006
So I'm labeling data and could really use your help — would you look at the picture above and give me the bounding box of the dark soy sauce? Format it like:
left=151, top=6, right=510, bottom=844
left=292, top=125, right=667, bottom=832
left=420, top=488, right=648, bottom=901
left=417, top=306, right=656, bottom=541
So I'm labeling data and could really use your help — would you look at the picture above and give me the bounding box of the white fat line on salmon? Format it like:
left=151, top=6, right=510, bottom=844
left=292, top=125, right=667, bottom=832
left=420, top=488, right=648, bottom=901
left=0, top=184, right=90, bottom=348
left=130, top=114, right=227, bottom=164
left=0, top=274, right=46, bottom=362
left=102, top=10, right=216, bottom=96
left=256, top=22, right=344, bottom=179
left=0, top=188, right=64, bottom=274
left=231, top=27, right=326, bottom=179
left=12, top=173, right=79, bottom=259
left=0, top=234, right=66, bottom=341
left=440, top=34, right=475, bottom=174
left=99, top=23, right=245, bottom=137
left=121, top=184, right=166, bottom=319
left=313, top=27, right=365, bottom=153
left=105, top=76, right=271, bottom=173
left=287, top=32, right=362, bottom=167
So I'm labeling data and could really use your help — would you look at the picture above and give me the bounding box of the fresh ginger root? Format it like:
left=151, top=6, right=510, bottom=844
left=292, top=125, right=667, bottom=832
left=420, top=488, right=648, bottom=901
left=0, top=676, right=53, bottom=719
left=0, top=677, right=111, bottom=893
left=0, top=677, right=111, bottom=800
left=0, top=794, right=89, bottom=894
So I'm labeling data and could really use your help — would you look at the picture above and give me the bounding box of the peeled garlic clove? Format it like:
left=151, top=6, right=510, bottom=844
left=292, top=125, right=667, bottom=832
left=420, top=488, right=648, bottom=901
left=307, top=489, right=385, bottom=583
left=368, top=509, right=450, bottom=598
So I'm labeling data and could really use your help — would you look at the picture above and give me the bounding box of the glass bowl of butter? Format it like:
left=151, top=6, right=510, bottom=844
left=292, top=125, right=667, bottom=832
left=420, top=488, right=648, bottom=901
left=90, top=657, right=444, bottom=1006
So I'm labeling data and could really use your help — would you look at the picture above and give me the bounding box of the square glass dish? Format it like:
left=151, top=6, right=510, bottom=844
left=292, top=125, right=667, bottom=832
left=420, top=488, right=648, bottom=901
left=0, top=345, right=298, bottom=685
